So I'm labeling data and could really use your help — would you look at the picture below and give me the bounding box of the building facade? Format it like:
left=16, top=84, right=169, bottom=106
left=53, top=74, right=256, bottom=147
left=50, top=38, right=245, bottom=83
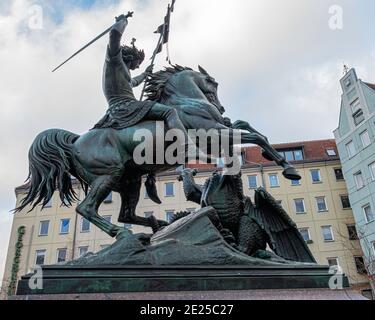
left=334, top=68, right=375, bottom=281
left=2, top=140, right=370, bottom=296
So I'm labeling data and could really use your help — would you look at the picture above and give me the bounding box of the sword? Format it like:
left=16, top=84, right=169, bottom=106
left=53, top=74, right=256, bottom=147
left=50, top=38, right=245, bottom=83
left=52, top=11, right=134, bottom=73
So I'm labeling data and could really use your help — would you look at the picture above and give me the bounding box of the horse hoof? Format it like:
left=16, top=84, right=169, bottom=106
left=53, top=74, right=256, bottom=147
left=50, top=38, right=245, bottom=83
left=283, top=167, right=301, bottom=181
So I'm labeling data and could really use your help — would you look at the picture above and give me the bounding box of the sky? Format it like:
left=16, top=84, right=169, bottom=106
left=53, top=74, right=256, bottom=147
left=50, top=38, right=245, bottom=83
left=1, top=0, right=375, bottom=281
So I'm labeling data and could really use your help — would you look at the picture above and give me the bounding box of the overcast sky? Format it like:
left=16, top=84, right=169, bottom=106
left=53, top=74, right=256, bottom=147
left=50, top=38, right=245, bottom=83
left=1, top=0, right=375, bottom=280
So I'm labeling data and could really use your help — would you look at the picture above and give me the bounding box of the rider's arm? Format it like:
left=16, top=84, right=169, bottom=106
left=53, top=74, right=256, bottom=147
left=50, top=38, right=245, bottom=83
left=131, top=74, right=147, bottom=88
left=131, top=64, right=154, bottom=88
left=108, top=18, right=128, bottom=57
left=103, top=17, right=131, bottom=105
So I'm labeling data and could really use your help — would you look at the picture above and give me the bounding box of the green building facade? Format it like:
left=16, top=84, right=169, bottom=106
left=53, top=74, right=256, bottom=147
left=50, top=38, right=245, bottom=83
left=334, top=68, right=375, bottom=279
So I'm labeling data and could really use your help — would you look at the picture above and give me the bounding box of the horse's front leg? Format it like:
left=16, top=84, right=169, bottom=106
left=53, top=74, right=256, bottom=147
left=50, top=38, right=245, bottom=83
left=232, top=120, right=268, bottom=142
left=231, top=120, right=275, bottom=160
left=237, top=130, right=301, bottom=181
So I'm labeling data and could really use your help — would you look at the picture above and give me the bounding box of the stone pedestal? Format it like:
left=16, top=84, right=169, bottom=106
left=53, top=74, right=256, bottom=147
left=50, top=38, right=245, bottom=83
left=11, top=288, right=367, bottom=300
left=16, top=265, right=348, bottom=296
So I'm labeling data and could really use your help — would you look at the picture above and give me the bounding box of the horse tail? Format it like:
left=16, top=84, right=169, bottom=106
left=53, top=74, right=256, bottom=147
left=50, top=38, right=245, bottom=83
left=14, top=129, right=86, bottom=213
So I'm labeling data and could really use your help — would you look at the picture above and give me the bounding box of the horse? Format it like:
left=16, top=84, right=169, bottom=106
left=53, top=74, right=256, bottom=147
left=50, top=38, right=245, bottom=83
left=15, top=65, right=300, bottom=238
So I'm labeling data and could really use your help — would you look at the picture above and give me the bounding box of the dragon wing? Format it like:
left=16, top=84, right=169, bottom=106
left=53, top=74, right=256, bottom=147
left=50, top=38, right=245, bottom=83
left=249, top=187, right=316, bottom=263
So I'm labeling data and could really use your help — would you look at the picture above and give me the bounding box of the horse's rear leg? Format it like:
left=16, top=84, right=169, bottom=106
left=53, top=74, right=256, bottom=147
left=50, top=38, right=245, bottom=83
left=76, top=175, right=122, bottom=238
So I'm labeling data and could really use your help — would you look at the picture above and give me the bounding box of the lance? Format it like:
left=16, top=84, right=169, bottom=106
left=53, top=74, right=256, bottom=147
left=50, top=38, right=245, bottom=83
left=139, top=32, right=163, bottom=101
left=140, top=0, right=176, bottom=101
left=52, top=12, right=134, bottom=73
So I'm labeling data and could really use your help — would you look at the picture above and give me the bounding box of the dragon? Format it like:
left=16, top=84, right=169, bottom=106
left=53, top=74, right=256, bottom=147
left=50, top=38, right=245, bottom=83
left=175, top=168, right=316, bottom=263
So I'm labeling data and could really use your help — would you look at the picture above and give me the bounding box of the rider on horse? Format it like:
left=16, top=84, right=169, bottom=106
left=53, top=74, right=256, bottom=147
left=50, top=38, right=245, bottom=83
left=94, top=15, right=192, bottom=159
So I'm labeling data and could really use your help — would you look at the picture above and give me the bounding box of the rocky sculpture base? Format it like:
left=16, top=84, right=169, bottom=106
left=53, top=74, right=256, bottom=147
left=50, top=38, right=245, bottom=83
left=16, top=207, right=349, bottom=295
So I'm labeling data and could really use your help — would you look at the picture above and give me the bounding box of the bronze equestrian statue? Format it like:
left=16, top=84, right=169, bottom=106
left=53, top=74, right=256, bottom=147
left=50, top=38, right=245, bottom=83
left=16, top=15, right=301, bottom=239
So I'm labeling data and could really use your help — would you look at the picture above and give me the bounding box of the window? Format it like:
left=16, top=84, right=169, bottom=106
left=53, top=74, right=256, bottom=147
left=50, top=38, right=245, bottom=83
left=363, top=205, right=374, bottom=223
left=340, top=195, right=351, bottom=209
left=346, top=141, right=356, bottom=158
left=294, top=199, right=306, bottom=214
left=57, top=248, right=67, bottom=263
left=311, top=169, right=321, bottom=183
left=39, top=220, right=50, bottom=236
left=350, top=99, right=360, bottom=114
left=294, top=150, right=304, bottom=161
left=353, top=109, right=365, bottom=126
left=248, top=175, right=258, bottom=189
left=81, top=218, right=90, bottom=233
left=269, top=174, right=279, bottom=188
left=298, top=228, right=311, bottom=242
left=102, top=215, right=112, bottom=223
left=104, top=192, right=113, bottom=204
left=354, top=171, right=364, bottom=189
left=347, top=225, right=359, bottom=240
left=277, top=149, right=304, bottom=161
left=216, top=157, right=225, bottom=168
left=345, top=77, right=352, bottom=88
left=217, top=155, right=244, bottom=167
left=360, top=130, right=371, bottom=148
left=326, top=149, right=337, bottom=156
left=334, top=168, right=344, bottom=181
left=144, top=212, right=154, bottom=218
left=284, top=151, right=294, bottom=162
left=369, top=162, right=375, bottom=180
left=166, top=210, right=175, bottom=223
left=291, top=179, right=301, bottom=186
left=316, top=197, right=328, bottom=212
left=354, top=257, right=367, bottom=275
left=165, top=183, right=175, bottom=197
left=322, top=226, right=334, bottom=242
left=327, top=257, right=339, bottom=267
left=35, top=250, right=46, bottom=266
left=78, top=246, right=89, bottom=257
left=60, top=219, right=70, bottom=234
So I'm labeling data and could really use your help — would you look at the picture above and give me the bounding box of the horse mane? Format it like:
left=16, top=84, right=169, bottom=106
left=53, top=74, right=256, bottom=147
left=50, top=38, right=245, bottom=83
left=145, top=65, right=192, bottom=102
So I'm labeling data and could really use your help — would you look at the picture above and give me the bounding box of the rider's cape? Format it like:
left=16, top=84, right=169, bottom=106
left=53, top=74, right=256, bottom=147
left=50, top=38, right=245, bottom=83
left=93, top=100, right=155, bottom=130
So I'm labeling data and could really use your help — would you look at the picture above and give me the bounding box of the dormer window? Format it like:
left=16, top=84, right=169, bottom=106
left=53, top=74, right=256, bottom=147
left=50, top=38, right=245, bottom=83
left=326, top=149, right=337, bottom=156
left=277, top=148, right=304, bottom=161
left=350, top=99, right=360, bottom=114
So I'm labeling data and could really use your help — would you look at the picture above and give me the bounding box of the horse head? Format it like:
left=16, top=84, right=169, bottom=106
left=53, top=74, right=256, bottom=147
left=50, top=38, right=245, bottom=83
left=144, top=65, right=226, bottom=115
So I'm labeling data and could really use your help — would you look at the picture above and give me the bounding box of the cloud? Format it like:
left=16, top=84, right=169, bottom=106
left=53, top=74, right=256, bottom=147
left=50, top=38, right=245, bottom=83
left=1, top=0, right=375, bottom=279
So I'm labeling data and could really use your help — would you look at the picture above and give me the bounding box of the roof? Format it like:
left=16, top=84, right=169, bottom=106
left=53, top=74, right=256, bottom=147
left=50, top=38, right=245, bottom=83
left=364, top=82, right=375, bottom=91
left=243, top=139, right=339, bottom=165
